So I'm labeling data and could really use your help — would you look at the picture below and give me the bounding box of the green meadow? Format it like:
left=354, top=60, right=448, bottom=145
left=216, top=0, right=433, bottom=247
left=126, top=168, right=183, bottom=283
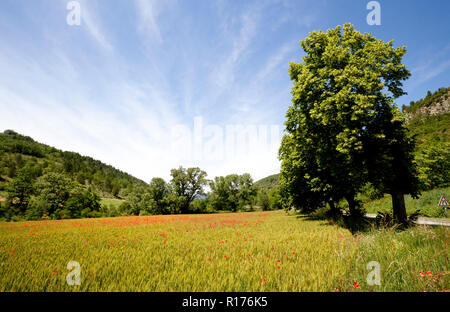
left=363, top=186, right=450, bottom=219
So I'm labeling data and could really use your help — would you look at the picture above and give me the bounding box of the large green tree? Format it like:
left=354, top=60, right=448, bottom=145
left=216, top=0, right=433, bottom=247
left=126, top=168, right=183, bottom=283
left=279, top=24, right=418, bottom=222
left=170, top=167, right=208, bottom=213
left=209, top=173, right=256, bottom=212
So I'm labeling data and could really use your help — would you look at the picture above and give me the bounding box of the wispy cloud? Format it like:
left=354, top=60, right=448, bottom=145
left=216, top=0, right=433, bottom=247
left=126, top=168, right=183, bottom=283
left=134, top=0, right=176, bottom=45
left=410, top=58, right=450, bottom=87
left=254, top=43, right=295, bottom=82
left=79, top=0, right=113, bottom=51
left=213, top=10, right=259, bottom=89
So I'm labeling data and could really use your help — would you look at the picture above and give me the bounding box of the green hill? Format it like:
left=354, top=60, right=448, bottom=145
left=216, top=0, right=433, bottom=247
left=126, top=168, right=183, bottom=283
left=0, top=130, right=147, bottom=198
left=402, top=86, right=450, bottom=116
left=254, top=174, right=279, bottom=193
left=402, top=87, right=449, bottom=190
left=403, top=86, right=450, bottom=146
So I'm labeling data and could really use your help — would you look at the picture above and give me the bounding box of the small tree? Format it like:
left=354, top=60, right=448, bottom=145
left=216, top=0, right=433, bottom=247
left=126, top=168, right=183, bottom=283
left=34, top=172, right=72, bottom=218
left=6, top=166, right=35, bottom=216
left=125, top=185, right=152, bottom=215
left=65, top=185, right=101, bottom=219
left=148, top=177, right=171, bottom=214
left=269, top=188, right=282, bottom=210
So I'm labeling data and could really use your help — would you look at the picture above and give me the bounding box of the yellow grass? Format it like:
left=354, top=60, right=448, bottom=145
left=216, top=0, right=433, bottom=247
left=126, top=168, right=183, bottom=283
left=0, top=211, right=357, bottom=291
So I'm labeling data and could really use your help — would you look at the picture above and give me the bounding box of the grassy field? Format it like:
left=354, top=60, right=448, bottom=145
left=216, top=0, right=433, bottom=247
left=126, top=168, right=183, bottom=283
left=100, top=198, right=124, bottom=209
left=0, top=211, right=448, bottom=292
left=363, top=186, right=450, bottom=219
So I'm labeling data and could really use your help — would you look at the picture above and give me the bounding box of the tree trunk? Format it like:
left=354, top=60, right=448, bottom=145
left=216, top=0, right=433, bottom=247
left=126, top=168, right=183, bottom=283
left=391, top=191, right=408, bottom=224
left=328, top=200, right=337, bottom=216
left=346, top=195, right=357, bottom=216
left=329, top=200, right=335, bottom=211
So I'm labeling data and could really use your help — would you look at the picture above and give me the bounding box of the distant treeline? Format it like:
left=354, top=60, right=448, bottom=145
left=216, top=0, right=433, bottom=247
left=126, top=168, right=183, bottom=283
left=0, top=130, right=280, bottom=221
left=102, top=168, right=280, bottom=218
left=0, top=164, right=279, bottom=221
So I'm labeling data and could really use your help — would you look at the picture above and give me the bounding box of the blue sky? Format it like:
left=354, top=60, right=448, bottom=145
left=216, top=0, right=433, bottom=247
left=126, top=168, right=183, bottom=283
left=0, top=0, right=449, bottom=182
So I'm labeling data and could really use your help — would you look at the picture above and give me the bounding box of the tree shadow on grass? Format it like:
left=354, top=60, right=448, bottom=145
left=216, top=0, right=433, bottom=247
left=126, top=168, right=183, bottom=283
left=296, top=212, right=410, bottom=234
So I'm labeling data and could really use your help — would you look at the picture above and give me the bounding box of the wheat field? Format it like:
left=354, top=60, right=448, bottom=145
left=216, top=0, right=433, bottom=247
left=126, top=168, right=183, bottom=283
left=0, top=211, right=448, bottom=292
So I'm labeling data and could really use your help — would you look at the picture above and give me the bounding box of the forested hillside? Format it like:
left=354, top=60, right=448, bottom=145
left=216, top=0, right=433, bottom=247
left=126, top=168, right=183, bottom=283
left=403, top=86, right=449, bottom=143
left=403, top=87, right=450, bottom=190
left=254, top=174, right=279, bottom=192
left=0, top=130, right=147, bottom=198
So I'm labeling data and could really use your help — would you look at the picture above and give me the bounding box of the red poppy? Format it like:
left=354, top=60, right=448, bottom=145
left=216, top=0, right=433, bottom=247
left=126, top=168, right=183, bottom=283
left=277, top=266, right=281, bottom=269
left=52, top=270, right=58, bottom=274
left=353, top=282, right=360, bottom=288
